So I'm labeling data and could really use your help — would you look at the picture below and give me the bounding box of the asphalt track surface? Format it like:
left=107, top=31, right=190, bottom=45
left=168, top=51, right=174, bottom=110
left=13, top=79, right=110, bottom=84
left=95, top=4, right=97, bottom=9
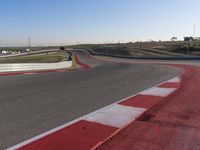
left=0, top=51, right=182, bottom=149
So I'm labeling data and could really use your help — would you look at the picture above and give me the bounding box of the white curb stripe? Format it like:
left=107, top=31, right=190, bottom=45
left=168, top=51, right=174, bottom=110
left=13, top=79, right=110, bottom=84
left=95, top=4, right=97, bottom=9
left=85, top=104, right=146, bottom=128
left=140, top=87, right=176, bottom=97
left=167, top=77, right=180, bottom=83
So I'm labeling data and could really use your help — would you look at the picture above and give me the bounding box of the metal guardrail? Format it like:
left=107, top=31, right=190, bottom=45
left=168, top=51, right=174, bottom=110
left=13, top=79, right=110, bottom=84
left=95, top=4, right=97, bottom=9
left=0, top=61, right=72, bottom=72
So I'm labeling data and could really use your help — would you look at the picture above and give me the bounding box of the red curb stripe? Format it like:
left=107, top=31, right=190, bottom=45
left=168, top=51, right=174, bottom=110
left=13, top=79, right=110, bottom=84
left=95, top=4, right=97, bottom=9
left=158, top=82, right=180, bottom=88
left=0, top=72, right=24, bottom=76
left=0, top=70, right=58, bottom=76
left=119, top=94, right=163, bottom=109
left=18, top=120, right=117, bottom=150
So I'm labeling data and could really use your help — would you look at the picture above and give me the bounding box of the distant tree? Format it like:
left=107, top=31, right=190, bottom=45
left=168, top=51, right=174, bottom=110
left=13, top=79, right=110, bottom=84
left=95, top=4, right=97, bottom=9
left=184, top=37, right=194, bottom=42
left=171, top=37, right=178, bottom=41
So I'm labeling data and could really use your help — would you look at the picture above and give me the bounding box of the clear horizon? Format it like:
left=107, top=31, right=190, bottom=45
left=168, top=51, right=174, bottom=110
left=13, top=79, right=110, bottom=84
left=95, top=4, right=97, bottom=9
left=0, top=0, right=199, bottom=47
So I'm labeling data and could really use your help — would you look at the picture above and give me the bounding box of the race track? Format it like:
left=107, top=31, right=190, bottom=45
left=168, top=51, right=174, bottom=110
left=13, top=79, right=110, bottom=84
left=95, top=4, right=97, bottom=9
left=0, top=51, right=181, bottom=149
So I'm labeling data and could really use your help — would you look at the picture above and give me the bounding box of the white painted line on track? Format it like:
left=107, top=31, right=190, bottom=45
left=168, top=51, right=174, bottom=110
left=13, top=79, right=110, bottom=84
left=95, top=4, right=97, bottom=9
left=140, top=87, right=176, bottom=97
left=85, top=104, right=146, bottom=128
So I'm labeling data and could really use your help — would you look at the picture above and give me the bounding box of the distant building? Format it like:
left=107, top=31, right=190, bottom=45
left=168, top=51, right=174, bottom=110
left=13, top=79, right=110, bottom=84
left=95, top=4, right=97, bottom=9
left=60, top=46, right=65, bottom=51
left=26, top=49, right=30, bottom=52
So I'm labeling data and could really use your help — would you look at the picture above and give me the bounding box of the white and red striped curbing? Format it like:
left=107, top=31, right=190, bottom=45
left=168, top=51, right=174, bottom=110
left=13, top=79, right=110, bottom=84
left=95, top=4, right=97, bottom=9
left=7, top=75, right=182, bottom=150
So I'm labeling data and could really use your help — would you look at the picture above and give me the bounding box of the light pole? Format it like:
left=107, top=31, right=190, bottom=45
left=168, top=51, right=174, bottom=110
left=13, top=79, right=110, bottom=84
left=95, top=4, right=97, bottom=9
left=28, top=37, right=31, bottom=48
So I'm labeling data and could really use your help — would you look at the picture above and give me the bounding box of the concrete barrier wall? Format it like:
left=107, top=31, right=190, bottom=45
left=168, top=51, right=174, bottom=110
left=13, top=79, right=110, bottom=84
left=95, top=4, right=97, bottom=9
left=0, top=61, right=72, bottom=72
left=0, top=49, right=59, bottom=59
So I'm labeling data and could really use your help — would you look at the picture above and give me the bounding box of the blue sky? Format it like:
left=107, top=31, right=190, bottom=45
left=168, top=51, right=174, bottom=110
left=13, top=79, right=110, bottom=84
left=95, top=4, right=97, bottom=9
left=0, top=0, right=199, bottom=46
